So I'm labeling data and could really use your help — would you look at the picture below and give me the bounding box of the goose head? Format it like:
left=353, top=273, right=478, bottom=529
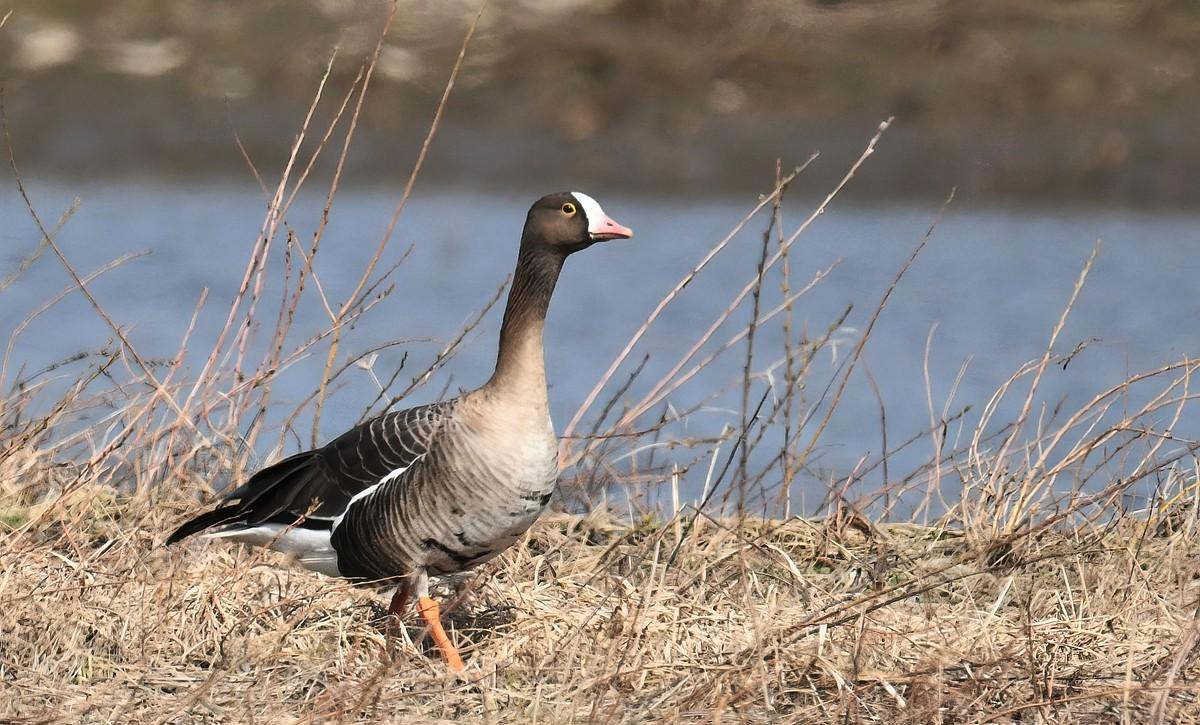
left=522, top=191, right=633, bottom=254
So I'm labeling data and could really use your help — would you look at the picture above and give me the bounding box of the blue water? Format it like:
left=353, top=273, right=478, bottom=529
left=3, top=177, right=1198, bottom=514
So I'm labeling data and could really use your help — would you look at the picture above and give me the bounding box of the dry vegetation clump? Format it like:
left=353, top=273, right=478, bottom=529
left=2, top=469, right=1200, bottom=722
left=3, top=14, right=1200, bottom=723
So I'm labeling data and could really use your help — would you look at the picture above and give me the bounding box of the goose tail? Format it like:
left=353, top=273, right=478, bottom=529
left=165, top=504, right=243, bottom=545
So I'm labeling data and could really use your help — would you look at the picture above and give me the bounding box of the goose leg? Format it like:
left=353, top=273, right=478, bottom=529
left=414, top=570, right=465, bottom=673
left=382, top=579, right=413, bottom=658
left=387, top=581, right=411, bottom=618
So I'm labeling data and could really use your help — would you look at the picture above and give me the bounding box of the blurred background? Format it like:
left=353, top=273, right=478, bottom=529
left=2, top=1, right=1198, bottom=509
left=2, top=0, right=1198, bottom=201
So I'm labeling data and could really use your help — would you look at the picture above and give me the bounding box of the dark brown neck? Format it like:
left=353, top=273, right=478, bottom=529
left=488, top=245, right=565, bottom=397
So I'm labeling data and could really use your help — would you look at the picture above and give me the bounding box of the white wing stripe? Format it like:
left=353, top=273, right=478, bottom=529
left=331, top=455, right=423, bottom=532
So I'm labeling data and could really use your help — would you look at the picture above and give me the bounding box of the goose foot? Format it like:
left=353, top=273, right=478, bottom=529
left=417, top=595, right=465, bottom=673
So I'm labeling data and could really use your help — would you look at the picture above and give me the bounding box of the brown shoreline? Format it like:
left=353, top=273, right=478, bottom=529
left=3, top=1, right=1198, bottom=204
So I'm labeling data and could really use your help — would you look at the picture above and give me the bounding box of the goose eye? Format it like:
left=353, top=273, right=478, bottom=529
left=561, top=202, right=576, bottom=216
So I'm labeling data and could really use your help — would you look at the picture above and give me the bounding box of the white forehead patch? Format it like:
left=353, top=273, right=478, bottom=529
left=570, top=191, right=607, bottom=233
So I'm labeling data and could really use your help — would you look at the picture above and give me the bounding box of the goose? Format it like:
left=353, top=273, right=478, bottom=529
left=167, top=191, right=633, bottom=673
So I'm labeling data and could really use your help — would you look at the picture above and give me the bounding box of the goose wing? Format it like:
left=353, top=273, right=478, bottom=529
left=166, top=400, right=453, bottom=543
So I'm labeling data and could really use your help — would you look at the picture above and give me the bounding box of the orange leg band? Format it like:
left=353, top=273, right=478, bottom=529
left=417, top=595, right=465, bottom=673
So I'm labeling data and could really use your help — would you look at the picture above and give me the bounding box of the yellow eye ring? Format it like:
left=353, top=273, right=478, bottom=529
left=561, top=202, right=577, bottom=216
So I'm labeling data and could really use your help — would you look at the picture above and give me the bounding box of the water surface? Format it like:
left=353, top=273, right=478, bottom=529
left=3, top=179, right=1197, bottom=510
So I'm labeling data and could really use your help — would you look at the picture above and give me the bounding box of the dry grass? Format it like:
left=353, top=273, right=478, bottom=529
left=2, top=468, right=1199, bottom=722
left=3, top=11, right=1200, bottom=723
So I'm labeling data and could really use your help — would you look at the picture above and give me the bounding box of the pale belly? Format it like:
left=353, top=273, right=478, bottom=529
left=421, top=428, right=559, bottom=575
left=423, top=468, right=557, bottom=575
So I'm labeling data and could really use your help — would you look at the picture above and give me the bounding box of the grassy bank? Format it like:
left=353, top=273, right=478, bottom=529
left=2, top=475, right=1199, bottom=721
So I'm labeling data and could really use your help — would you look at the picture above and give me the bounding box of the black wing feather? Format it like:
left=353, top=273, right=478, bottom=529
left=166, top=401, right=450, bottom=543
left=164, top=504, right=243, bottom=544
